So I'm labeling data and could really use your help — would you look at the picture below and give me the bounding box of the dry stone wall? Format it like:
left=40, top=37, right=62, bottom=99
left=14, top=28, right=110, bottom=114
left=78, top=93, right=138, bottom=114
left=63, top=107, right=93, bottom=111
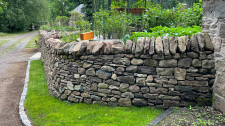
left=203, top=0, right=225, bottom=112
left=39, top=30, right=215, bottom=108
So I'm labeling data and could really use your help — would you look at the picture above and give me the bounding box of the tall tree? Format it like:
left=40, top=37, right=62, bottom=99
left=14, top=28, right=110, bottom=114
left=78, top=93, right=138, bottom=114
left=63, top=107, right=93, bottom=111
left=49, top=0, right=82, bottom=20
left=0, top=0, right=50, bottom=32
left=82, top=0, right=92, bottom=22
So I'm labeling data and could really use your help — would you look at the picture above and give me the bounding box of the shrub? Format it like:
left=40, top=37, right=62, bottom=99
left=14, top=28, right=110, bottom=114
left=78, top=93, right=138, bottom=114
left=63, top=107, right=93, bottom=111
left=56, top=16, right=69, bottom=26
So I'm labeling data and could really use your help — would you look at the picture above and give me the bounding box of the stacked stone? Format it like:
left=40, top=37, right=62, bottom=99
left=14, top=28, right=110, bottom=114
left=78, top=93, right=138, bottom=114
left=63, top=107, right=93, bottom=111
left=203, top=0, right=225, bottom=112
left=39, top=31, right=215, bottom=108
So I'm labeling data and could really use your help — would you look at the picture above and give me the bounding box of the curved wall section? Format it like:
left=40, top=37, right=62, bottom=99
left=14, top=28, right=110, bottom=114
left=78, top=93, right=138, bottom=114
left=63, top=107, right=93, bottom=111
left=39, top=30, right=215, bottom=108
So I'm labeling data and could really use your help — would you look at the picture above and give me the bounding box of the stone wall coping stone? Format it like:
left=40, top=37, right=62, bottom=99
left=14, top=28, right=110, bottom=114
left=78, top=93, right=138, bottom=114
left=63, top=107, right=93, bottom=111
left=40, top=30, right=214, bottom=56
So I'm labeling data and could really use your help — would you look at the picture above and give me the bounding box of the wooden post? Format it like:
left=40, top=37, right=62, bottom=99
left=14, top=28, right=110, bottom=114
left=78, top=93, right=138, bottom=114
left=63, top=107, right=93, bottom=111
left=127, top=0, right=129, bottom=14
left=92, top=0, right=94, bottom=30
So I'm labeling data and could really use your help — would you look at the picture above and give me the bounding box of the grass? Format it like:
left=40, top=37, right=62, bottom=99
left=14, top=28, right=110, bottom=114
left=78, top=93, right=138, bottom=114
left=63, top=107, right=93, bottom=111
left=0, top=37, right=27, bottom=55
left=0, top=39, right=11, bottom=46
left=26, top=35, right=39, bottom=48
left=24, top=60, right=163, bottom=126
left=0, top=31, right=31, bottom=37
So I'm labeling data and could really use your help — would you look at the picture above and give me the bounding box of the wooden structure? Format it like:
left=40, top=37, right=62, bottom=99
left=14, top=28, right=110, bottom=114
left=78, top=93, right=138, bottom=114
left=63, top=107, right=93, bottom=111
left=80, top=31, right=94, bottom=40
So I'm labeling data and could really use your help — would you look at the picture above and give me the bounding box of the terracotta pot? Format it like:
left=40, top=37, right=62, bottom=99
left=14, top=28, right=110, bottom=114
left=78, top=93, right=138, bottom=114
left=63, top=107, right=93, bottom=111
left=80, top=31, right=94, bottom=40
left=116, top=8, right=144, bottom=14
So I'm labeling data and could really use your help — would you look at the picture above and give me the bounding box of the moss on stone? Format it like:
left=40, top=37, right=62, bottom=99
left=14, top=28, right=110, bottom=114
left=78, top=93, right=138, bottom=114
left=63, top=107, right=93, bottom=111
left=78, top=63, right=83, bottom=67
left=212, top=93, right=215, bottom=104
left=63, top=55, right=67, bottom=59
left=196, top=98, right=212, bottom=106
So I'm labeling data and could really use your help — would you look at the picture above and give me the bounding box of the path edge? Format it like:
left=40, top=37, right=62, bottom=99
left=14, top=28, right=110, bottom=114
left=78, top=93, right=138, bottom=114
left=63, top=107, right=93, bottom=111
left=19, top=52, right=41, bottom=126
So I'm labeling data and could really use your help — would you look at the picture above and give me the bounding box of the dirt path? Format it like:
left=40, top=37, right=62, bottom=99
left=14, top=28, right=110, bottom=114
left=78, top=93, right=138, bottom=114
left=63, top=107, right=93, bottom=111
left=0, top=31, right=38, bottom=126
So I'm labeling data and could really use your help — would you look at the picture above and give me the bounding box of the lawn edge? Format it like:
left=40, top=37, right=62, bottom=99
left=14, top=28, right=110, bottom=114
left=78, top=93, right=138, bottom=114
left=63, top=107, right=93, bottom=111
left=19, top=52, right=41, bottom=126
left=146, top=107, right=173, bottom=126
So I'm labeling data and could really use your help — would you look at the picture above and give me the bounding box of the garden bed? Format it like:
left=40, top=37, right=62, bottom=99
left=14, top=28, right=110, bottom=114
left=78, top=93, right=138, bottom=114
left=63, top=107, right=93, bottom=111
left=159, top=106, right=225, bottom=125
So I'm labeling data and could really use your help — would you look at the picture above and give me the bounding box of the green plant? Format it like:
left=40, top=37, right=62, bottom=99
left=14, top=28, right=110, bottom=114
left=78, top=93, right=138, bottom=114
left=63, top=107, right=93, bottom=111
left=69, top=11, right=83, bottom=23
left=129, top=25, right=202, bottom=41
left=130, top=0, right=145, bottom=8
left=56, top=16, right=69, bottom=26
left=142, top=2, right=203, bottom=29
left=111, top=0, right=126, bottom=8
left=74, top=20, right=90, bottom=32
left=61, top=30, right=81, bottom=42
left=61, top=34, right=69, bottom=42
left=122, top=34, right=130, bottom=44
left=94, top=9, right=133, bottom=40
left=111, top=0, right=150, bottom=9
left=174, top=3, right=203, bottom=27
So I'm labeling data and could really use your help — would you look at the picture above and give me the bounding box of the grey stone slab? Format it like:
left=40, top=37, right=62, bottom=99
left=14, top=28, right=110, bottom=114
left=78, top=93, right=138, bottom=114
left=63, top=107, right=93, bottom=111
left=147, top=107, right=173, bottom=126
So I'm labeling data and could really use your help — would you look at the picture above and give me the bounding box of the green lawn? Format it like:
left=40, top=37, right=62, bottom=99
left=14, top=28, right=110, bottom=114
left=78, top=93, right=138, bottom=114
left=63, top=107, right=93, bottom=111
left=26, top=35, right=39, bottom=48
left=24, top=60, right=163, bottom=126
left=0, top=39, right=11, bottom=46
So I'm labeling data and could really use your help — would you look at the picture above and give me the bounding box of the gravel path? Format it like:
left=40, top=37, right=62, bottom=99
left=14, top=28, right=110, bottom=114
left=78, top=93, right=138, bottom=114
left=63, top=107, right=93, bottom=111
left=0, top=31, right=38, bottom=126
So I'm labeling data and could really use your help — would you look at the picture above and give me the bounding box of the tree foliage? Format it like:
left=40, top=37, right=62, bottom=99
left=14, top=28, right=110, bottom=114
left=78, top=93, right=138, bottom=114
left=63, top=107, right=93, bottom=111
left=0, top=0, right=50, bottom=32
left=0, top=0, right=95, bottom=32
left=82, top=0, right=92, bottom=22
left=49, top=0, right=83, bottom=20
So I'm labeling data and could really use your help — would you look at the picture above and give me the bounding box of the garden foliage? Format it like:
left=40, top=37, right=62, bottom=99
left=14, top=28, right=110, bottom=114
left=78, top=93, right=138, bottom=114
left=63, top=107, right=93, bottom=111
left=129, top=26, right=202, bottom=41
left=94, top=9, right=133, bottom=39
left=94, top=1, right=202, bottom=41
left=143, top=2, right=203, bottom=29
